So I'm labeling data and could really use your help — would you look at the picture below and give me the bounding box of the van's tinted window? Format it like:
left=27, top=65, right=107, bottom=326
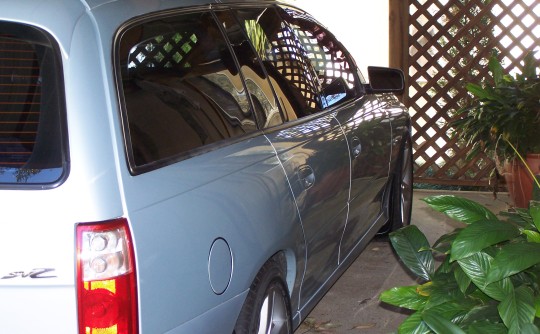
left=234, top=6, right=359, bottom=119
left=214, top=10, right=285, bottom=127
left=278, top=7, right=358, bottom=108
left=117, top=12, right=257, bottom=170
left=0, top=22, right=66, bottom=185
left=233, top=7, right=322, bottom=118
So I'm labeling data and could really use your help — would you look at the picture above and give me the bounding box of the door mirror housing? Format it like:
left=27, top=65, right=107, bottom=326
left=365, top=66, right=405, bottom=95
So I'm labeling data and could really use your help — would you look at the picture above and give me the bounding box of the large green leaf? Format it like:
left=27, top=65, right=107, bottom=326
left=468, top=321, right=508, bottom=334
left=522, top=52, right=538, bottom=79
left=399, top=311, right=431, bottom=334
left=535, top=295, right=540, bottom=318
left=422, top=195, right=498, bottom=224
left=390, top=225, right=434, bottom=281
left=450, top=220, right=520, bottom=261
left=422, top=309, right=466, bottom=334
left=458, top=252, right=514, bottom=302
left=488, top=56, right=505, bottom=86
left=454, top=265, right=472, bottom=294
left=466, top=83, right=492, bottom=100
left=432, top=230, right=461, bottom=255
left=380, top=285, right=428, bottom=311
left=498, top=286, right=536, bottom=333
left=435, top=256, right=453, bottom=275
left=468, top=289, right=492, bottom=304
left=460, top=304, right=501, bottom=329
left=424, top=274, right=467, bottom=309
left=523, top=230, right=540, bottom=243
left=500, top=209, right=535, bottom=229
left=531, top=201, right=540, bottom=232
left=487, top=243, right=540, bottom=283
left=425, top=301, right=477, bottom=323
left=510, top=323, right=540, bottom=334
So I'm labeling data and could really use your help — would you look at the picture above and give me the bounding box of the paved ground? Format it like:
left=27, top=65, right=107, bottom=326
left=294, top=189, right=511, bottom=334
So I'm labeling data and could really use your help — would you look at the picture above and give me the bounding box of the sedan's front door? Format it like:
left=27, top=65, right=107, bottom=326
left=336, top=96, right=392, bottom=261
left=265, top=114, right=351, bottom=306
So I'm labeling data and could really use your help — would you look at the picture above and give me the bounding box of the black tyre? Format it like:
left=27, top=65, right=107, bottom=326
left=379, top=137, right=413, bottom=234
left=234, top=255, right=293, bottom=334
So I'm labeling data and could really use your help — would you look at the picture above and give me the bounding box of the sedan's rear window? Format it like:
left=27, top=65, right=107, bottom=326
left=0, top=22, right=67, bottom=186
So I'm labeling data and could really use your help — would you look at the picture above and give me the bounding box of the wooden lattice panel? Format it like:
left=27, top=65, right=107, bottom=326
left=405, top=0, right=540, bottom=187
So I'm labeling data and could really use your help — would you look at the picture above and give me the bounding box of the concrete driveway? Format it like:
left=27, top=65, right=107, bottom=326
left=295, top=189, right=510, bottom=334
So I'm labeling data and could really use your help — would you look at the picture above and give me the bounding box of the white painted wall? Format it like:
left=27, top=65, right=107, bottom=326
left=287, top=0, right=389, bottom=77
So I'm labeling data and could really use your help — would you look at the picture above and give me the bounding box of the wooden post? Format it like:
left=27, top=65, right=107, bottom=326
left=389, top=0, right=408, bottom=104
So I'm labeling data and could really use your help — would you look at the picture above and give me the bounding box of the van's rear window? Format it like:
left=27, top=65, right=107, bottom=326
left=0, top=22, right=67, bottom=186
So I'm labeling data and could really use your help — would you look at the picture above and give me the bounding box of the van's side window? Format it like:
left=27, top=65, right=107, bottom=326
left=233, top=7, right=321, bottom=119
left=277, top=6, right=359, bottom=109
left=233, top=6, right=359, bottom=120
left=214, top=10, right=285, bottom=128
left=117, top=12, right=257, bottom=170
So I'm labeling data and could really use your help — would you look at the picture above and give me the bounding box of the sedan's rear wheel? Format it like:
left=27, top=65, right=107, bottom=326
left=379, top=137, right=413, bottom=234
left=396, top=137, right=413, bottom=229
left=234, top=255, right=292, bottom=334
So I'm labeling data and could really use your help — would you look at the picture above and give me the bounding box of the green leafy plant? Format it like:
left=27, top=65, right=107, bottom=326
left=451, top=52, right=540, bottom=161
left=380, top=195, right=540, bottom=333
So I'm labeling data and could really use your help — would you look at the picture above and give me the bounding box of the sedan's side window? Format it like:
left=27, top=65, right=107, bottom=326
left=234, top=6, right=359, bottom=120
left=277, top=6, right=359, bottom=108
left=234, top=7, right=322, bottom=118
left=117, top=12, right=257, bottom=171
left=214, top=10, right=285, bottom=128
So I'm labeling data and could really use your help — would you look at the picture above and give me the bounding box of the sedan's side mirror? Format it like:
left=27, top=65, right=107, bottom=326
left=365, top=66, right=405, bottom=95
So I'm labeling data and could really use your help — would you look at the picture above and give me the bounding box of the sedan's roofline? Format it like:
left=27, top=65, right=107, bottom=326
left=81, top=0, right=279, bottom=10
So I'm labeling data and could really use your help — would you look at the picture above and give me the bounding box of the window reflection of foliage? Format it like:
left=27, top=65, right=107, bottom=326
left=0, top=168, right=42, bottom=183
left=244, top=20, right=269, bottom=60
left=16, top=169, right=40, bottom=183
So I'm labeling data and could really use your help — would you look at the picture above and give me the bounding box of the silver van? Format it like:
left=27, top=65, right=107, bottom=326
left=0, top=0, right=412, bottom=333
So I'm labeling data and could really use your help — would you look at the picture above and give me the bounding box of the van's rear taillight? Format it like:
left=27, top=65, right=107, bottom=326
left=76, top=218, right=138, bottom=334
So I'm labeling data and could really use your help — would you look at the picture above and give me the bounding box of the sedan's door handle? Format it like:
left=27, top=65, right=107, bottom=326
left=298, top=165, right=315, bottom=189
left=351, top=136, right=362, bottom=159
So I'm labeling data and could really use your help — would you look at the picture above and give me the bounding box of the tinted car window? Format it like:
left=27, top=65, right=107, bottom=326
left=0, top=22, right=66, bottom=186
left=234, top=6, right=359, bottom=119
left=214, top=9, right=285, bottom=128
left=117, top=11, right=257, bottom=170
left=235, top=6, right=323, bottom=118
left=277, top=7, right=359, bottom=108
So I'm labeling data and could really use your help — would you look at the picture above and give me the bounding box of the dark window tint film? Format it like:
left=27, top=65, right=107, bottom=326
left=214, top=9, right=285, bottom=127
left=118, top=12, right=257, bottom=170
left=0, top=23, right=66, bottom=185
left=234, top=6, right=359, bottom=119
